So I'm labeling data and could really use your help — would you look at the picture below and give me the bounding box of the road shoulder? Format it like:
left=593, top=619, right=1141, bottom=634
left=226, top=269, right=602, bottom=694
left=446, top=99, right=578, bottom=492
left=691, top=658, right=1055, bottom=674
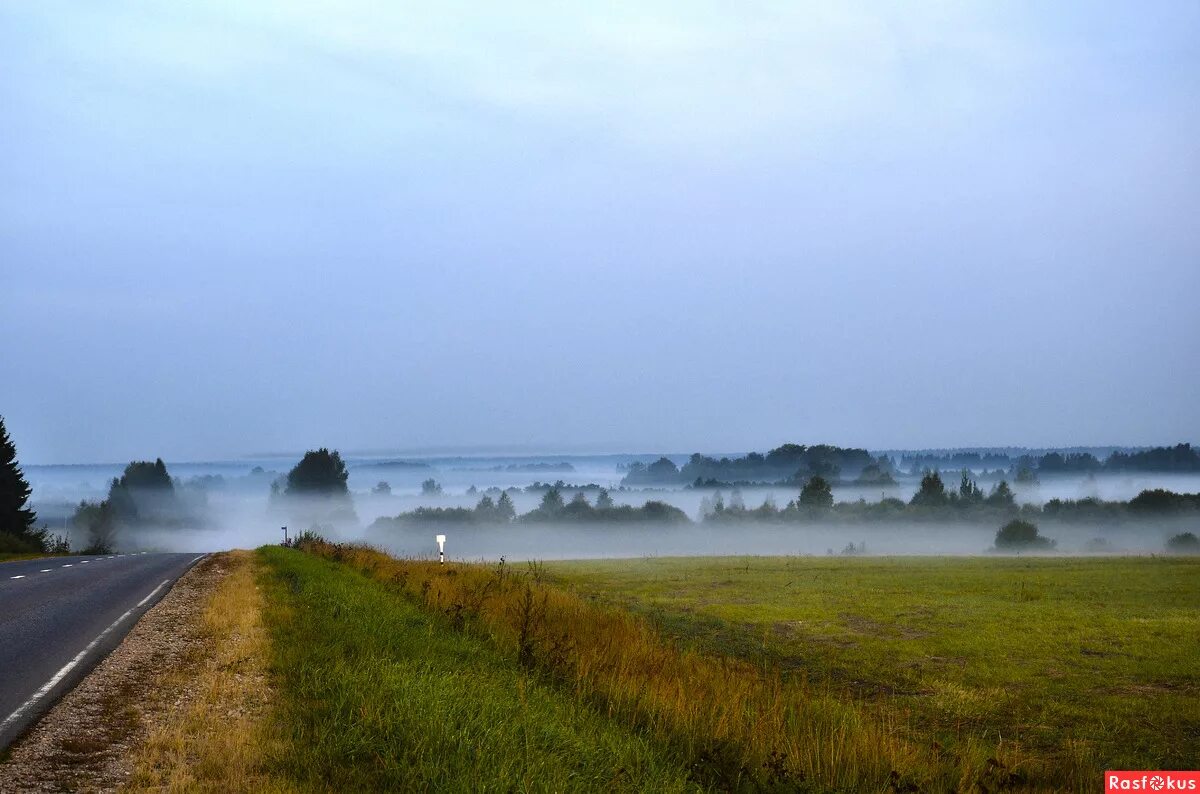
left=0, top=551, right=270, bottom=793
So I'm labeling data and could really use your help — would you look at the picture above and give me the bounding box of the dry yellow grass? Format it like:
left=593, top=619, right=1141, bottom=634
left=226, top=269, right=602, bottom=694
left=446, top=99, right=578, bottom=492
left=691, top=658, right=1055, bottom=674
left=124, top=550, right=287, bottom=793
left=301, top=542, right=1045, bottom=791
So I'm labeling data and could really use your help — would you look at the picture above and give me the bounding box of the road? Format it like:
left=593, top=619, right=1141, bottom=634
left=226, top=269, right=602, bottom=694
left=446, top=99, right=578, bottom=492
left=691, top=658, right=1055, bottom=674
left=0, top=552, right=204, bottom=750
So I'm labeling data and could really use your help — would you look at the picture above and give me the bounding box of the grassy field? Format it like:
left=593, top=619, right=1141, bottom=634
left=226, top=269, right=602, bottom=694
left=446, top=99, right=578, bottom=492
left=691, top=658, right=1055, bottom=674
left=293, top=542, right=1110, bottom=791
left=548, top=555, right=1200, bottom=779
left=129, top=547, right=1196, bottom=791
left=253, top=546, right=700, bottom=792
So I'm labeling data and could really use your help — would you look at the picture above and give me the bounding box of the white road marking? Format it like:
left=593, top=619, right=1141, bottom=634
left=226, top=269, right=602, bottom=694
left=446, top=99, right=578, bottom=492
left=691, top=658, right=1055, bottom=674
left=9, top=575, right=24, bottom=580
left=40, top=569, right=51, bottom=573
left=189, top=555, right=205, bottom=564
left=61, top=564, right=72, bottom=567
left=136, top=580, right=170, bottom=608
left=0, top=578, right=176, bottom=738
left=80, top=560, right=90, bottom=564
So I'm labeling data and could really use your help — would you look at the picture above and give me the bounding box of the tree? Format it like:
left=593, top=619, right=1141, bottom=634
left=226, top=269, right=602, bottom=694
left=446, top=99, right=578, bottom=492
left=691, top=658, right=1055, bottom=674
left=994, top=519, right=1055, bottom=550
left=958, top=472, right=983, bottom=504
left=1014, top=465, right=1039, bottom=485
left=563, top=491, right=594, bottom=519
left=987, top=480, right=1015, bottom=508
left=910, top=471, right=947, bottom=508
left=799, top=476, right=833, bottom=509
left=372, top=481, right=392, bottom=496
left=1166, top=532, right=1199, bottom=554
left=539, top=488, right=564, bottom=514
left=421, top=478, right=443, bottom=496
left=855, top=462, right=896, bottom=486
left=80, top=501, right=117, bottom=554
left=107, top=459, right=181, bottom=524
left=596, top=488, right=615, bottom=510
left=496, top=492, right=516, bottom=521
left=0, top=416, right=39, bottom=547
left=286, top=449, right=350, bottom=497
left=119, top=458, right=173, bottom=490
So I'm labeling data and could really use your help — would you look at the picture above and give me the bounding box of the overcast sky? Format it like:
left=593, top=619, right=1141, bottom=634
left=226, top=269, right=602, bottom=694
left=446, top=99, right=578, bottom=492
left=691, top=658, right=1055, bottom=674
left=2, top=1, right=1198, bottom=463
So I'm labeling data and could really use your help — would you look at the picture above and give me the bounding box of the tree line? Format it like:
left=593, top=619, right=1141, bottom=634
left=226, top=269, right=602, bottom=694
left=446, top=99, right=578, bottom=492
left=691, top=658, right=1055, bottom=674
left=622, top=442, right=1200, bottom=489
left=701, top=471, right=1200, bottom=526
left=370, top=487, right=688, bottom=531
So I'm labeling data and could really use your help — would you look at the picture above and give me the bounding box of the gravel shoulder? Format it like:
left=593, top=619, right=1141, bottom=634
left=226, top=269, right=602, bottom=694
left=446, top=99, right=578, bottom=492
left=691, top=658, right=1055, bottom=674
left=0, top=554, right=232, bottom=793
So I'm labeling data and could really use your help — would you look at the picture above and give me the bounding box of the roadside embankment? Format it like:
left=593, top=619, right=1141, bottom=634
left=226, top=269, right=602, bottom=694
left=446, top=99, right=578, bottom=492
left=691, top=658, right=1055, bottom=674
left=0, top=552, right=274, bottom=793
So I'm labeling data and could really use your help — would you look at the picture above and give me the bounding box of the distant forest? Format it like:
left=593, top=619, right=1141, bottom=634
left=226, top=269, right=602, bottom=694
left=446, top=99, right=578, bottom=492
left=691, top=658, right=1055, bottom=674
left=620, top=443, right=1200, bottom=487
left=372, top=474, right=1200, bottom=531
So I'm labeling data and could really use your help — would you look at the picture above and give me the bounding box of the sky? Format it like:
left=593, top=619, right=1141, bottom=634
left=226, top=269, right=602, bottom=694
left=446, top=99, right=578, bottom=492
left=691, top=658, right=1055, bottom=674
left=2, top=1, right=1198, bottom=464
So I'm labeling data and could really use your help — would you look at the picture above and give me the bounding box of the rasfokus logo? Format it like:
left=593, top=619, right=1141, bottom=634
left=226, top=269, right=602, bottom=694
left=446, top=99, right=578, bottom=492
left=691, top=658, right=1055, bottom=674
left=1107, top=772, right=1200, bottom=792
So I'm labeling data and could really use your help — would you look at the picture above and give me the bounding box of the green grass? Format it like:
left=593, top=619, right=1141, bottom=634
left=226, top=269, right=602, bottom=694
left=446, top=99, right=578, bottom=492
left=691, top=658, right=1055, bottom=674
left=256, top=547, right=701, bottom=792
left=547, top=555, right=1200, bottom=775
left=0, top=552, right=61, bottom=562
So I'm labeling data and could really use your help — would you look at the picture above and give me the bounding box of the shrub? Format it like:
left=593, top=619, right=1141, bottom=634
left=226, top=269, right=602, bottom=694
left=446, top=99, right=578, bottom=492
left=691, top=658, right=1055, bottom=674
left=994, top=519, right=1055, bottom=551
left=1166, top=532, right=1200, bottom=554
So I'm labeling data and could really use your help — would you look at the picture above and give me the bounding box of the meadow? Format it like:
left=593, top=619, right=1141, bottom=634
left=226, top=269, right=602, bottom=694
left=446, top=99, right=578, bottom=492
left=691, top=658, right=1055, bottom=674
left=549, top=555, right=1200, bottom=780
left=257, top=543, right=1196, bottom=791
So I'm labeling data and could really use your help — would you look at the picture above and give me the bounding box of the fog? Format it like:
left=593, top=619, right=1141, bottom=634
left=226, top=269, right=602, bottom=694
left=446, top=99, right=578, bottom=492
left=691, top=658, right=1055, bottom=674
left=26, top=452, right=1200, bottom=559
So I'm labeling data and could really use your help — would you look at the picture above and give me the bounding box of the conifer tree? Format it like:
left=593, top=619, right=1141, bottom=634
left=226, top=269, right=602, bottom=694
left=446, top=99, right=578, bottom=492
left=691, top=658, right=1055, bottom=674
left=0, top=416, right=38, bottom=539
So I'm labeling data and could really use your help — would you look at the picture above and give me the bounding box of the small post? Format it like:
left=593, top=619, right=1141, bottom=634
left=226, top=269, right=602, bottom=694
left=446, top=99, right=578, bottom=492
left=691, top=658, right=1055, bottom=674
left=436, top=534, right=446, bottom=565
left=282, top=526, right=288, bottom=546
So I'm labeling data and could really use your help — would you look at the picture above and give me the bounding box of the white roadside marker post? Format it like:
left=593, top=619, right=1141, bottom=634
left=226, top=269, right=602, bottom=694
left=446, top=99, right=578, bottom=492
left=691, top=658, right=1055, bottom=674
left=436, top=534, right=446, bottom=565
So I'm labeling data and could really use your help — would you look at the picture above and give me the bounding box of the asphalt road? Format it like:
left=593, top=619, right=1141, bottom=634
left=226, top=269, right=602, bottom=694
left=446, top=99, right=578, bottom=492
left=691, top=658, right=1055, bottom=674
left=0, top=552, right=204, bottom=751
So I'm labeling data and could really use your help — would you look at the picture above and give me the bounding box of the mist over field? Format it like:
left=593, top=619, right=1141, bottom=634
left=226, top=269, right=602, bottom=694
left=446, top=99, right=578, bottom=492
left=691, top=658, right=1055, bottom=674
left=23, top=447, right=1200, bottom=560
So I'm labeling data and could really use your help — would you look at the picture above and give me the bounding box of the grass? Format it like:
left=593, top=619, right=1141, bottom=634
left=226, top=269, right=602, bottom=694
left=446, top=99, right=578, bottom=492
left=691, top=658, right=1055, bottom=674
left=128, top=548, right=1197, bottom=791
left=292, top=542, right=1033, bottom=792
left=255, top=546, right=700, bottom=792
left=127, top=550, right=280, bottom=792
left=547, top=555, right=1200, bottom=781
left=0, top=552, right=66, bottom=562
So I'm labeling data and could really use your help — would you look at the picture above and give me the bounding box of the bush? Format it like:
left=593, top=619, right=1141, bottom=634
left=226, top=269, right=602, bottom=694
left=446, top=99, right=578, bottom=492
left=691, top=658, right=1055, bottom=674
left=1166, top=532, right=1199, bottom=554
left=0, top=530, right=41, bottom=554
left=994, top=519, right=1055, bottom=551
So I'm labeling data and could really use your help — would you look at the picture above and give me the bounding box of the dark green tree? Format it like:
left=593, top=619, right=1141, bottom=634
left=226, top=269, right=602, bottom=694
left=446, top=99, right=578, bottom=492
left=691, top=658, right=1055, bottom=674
left=986, top=480, right=1015, bottom=508
left=539, top=488, right=564, bottom=514
left=596, top=488, right=615, bottom=510
left=958, top=472, right=983, bottom=504
left=563, top=491, right=594, bottom=519
left=799, top=476, right=834, bottom=509
left=994, top=519, right=1054, bottom=550
left=0, top=415, right=38, bottom=542
left=285, top=449, right=350, bottom=497
left=421, top=478, right=443, bottom=496
left=119, top=458, right=173, bottom=490
left=496, top=491, right=516, bottom=521
left=910, top=471, right=947, bottom=508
